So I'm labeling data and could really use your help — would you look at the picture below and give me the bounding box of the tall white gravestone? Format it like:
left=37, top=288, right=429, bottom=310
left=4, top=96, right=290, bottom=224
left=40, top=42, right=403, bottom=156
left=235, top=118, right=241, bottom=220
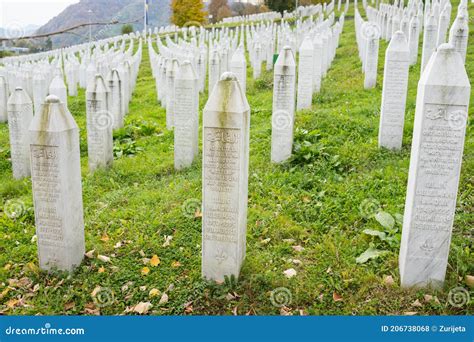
left=7, top=87, right=34, bottom=179
left=296, top=36, right=314, bottom=110
left=399, top=44, right=471, bottom=288
left=271, top=46, right=296, bottom=163
left=363, top=22, right=381, bottom=89
left=0, top=76, right=8, bottom=123
left=29, top=95, right=85, bottom=271
left=379, top=31, right=410, bottom=150
left=86, top=74, right=113, bottom=172
left=421, top=15, right=438, bottom=72
left=174, top=61, right=199, bottom=170
left=202, top=72, right=250, bottom=282
left=107, top=69, right=123, bottom=130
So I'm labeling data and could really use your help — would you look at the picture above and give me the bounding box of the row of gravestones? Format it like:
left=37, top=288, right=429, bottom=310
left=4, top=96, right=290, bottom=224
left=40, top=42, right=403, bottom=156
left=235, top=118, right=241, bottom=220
left=0, top=36, right=142, bottom=177
left=356, top=0, right=471, bottom=287
left=148, top=11, right=344, bottom=280
left=0, top=34, right=144, bottom=270
left=0, top=1, right=471, bottom=289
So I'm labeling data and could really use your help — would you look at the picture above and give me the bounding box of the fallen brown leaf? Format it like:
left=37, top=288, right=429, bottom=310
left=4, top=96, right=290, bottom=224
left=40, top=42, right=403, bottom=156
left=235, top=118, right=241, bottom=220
left=332, top=292, right=343, bottom=302
left=64, top=301, right=75, bottom=311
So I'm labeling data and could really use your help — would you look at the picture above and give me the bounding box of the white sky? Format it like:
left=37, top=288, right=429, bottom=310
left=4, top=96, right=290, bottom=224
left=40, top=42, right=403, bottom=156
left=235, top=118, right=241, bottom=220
left=0, top=0, right=79, bottom=28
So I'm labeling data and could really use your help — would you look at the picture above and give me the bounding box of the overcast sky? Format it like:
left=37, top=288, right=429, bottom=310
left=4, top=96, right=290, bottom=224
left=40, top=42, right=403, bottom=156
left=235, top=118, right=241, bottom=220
left=0, top=0, right=79, bottom=28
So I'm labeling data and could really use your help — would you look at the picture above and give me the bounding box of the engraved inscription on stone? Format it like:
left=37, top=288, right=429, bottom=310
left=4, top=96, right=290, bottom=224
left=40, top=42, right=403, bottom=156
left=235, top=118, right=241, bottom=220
left=203, top=127, right=240, bottom=244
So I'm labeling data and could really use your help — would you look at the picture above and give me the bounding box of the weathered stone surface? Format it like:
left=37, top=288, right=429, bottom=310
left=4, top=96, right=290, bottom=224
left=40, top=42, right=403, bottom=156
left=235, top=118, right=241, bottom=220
left=7, top=87, right=34, bottom=179
left=86, top=74, right=113, bottom=172
left=202, top=72, right=250, bottom=282
left=0, top=76, right=7, bottom=123
left=107, top=69, right=124, bottom=130
left=296, top=36, right=314, bottom=110
left=174, top=61, right=199, bottom=170
left=379, top=31, right=410, bottom=150
left=29, top=95, right=85, bottom=272
left=49, top=75, right=68, bottom=106
left=399, top=44, right=471, bottom=288
left=363, top=22, right=381, bottom=89
left=421, top=15, right=438, bottom=72
left=271, top=46, right=296, bottom=163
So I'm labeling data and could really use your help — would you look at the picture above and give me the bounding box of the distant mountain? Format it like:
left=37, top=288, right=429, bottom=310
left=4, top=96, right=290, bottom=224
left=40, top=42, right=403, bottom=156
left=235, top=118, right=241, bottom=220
left=36, top=0, right=171, bottom=48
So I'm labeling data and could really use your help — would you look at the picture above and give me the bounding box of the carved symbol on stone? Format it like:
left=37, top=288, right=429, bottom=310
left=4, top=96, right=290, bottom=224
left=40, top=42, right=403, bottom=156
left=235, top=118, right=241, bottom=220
left=420, top=239, right=435, bottom=252
left=215, top=249, right=228, bottom=264
left=425, top=106, right=447, bottom=120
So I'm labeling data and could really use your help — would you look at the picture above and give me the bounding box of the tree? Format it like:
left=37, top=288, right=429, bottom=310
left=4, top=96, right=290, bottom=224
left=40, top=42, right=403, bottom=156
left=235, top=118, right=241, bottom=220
left=45, top=37, right=53, bottom=51
left=265, top=0, right=295, bottom=13
left=121, top=24, right=134, bottom=35
left=171, top=0, right=207, bottom=27
left=217, top=5, right=232, bottom=22
left=208, top=0, right=228, bottom=23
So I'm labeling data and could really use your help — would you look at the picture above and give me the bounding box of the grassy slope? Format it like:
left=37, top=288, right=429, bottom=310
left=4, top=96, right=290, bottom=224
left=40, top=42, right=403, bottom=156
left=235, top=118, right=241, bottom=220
left=0, top=3, right=472, bottom=315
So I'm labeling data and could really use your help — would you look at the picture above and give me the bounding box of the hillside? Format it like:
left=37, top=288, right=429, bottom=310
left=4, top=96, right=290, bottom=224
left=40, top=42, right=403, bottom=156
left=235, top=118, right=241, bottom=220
left=36, top=0, right=171, bottom=48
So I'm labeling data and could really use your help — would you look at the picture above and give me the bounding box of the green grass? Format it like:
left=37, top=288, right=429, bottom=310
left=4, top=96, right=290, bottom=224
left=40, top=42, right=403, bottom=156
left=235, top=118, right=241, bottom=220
left=0, top=3, right=472, bottom=315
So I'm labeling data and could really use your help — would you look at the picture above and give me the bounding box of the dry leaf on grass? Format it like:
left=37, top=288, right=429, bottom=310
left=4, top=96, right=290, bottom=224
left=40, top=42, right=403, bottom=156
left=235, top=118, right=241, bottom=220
left=332, top=292, right=343, bottom=302
left=97, top=255, right=111, bottom=263
left=141, top=267, right=150, bottom=276
left=64, top=301, right=75, bottom=311
left=292, top=245, right=304, bottom=252
left=466, top=275, right=474, bottom=288
left=150, top=255, right=160, bottom=267
left=85, top=250, right=95, bottom=259
left=131, top=302, right=152, bottom=314
left=283, top=268, right=297, bottom=278
left=383, top=275, right=395, bottom=286
left=163, top=236, right=173, bottom=247
left=184, top=301, right=193, bottom=314
left=149, top=288, right=160, bottom=297
left=159, top=293, right=169, bottom=305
